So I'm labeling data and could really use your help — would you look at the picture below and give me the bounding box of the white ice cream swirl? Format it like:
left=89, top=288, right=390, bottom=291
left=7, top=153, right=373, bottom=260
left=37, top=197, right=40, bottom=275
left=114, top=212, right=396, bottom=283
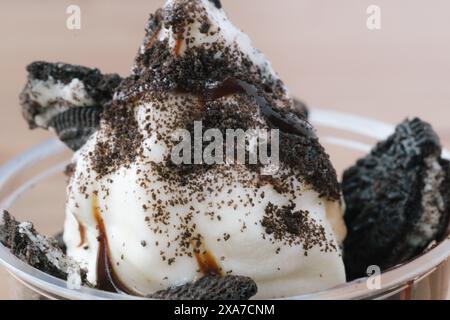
left=63, top=0, right=347, bottom=298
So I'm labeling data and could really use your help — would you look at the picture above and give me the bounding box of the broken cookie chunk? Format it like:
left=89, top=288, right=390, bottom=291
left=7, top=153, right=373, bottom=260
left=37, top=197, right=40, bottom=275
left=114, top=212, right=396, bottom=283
left=148, top=275, right=257, bottom=300
left=343, top=118, right=450, bottom=280
left=20, top=61, right=122, bottom=150
left=0, top=211, right=89, bottom=289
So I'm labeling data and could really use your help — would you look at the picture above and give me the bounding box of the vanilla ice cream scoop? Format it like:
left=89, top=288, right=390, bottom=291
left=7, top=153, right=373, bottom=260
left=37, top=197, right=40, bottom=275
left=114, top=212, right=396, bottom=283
left=23, top=0, right=347, bottom=298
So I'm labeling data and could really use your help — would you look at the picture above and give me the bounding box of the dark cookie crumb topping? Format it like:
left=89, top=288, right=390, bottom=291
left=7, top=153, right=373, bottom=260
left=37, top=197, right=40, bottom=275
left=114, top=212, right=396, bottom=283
left=91, top=4, right=339, bottom=201
left=261, top=202, right=337, bottom=253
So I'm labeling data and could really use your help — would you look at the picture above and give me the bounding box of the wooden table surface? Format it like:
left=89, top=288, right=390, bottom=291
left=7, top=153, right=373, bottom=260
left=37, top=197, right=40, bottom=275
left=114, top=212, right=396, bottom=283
left=1, top=0, right=450, bottom=299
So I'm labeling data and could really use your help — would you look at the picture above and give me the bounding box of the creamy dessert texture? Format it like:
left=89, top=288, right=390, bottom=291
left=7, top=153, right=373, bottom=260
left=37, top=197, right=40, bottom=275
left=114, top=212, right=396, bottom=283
left=20, top=0, right=347, bottom=298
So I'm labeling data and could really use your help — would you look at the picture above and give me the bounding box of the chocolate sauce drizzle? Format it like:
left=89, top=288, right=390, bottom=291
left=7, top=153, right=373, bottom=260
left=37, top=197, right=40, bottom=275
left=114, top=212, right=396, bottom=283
left=93, top=194, right=222, bottom=293
left=174, top=33, right=184, bottom=57
left=76, top=218, right=86, bottom=248
left=192, top=240, right=222, bottom=276
left=203, top=78, right=316, bottom=139
left=92, top=195, right=135, bottom=295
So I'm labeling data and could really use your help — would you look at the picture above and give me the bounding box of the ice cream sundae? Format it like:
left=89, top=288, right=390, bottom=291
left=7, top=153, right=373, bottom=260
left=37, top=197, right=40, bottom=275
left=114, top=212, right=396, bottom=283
left=15, top=0, right=346, bottom=299
left=0, top=0, right=448, bottom=300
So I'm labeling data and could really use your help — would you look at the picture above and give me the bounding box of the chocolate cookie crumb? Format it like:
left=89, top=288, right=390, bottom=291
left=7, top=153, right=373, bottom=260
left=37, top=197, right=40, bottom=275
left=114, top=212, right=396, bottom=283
left=343, top=118, right=450, bottom=280
left=0, top=211, right=88, bottom=285
left=261, top=202, right=336, bottom=253
left=148, top=275, right=257, bottom=300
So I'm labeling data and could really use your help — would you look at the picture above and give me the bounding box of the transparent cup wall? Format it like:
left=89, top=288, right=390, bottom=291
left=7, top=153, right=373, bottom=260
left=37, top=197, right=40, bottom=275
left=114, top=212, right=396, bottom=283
left=0, top=110, right=449, bottom=300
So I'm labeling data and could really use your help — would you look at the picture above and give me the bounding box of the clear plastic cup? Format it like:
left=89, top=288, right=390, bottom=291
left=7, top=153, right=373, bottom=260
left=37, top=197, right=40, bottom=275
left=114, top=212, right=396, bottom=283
left=0, top=109, right=449, bottom=300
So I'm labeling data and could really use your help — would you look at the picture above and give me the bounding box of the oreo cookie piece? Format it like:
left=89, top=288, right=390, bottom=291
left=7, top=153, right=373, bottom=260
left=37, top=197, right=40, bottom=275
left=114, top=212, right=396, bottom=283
left=148, top=275, right=257, bottom=300
left=343, top=118, right=450, bottom=280
left=0, top=211, right=88, bottom=286
left=342, top=118, right=450, bottom=280
left=47, top=106, right=102, bottom=151
left=20, top=61, right=122, bottom=150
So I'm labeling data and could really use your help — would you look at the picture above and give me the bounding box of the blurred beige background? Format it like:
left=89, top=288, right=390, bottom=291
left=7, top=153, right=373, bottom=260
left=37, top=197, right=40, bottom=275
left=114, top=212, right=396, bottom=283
left=0, top=0, right=450, bottom=299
